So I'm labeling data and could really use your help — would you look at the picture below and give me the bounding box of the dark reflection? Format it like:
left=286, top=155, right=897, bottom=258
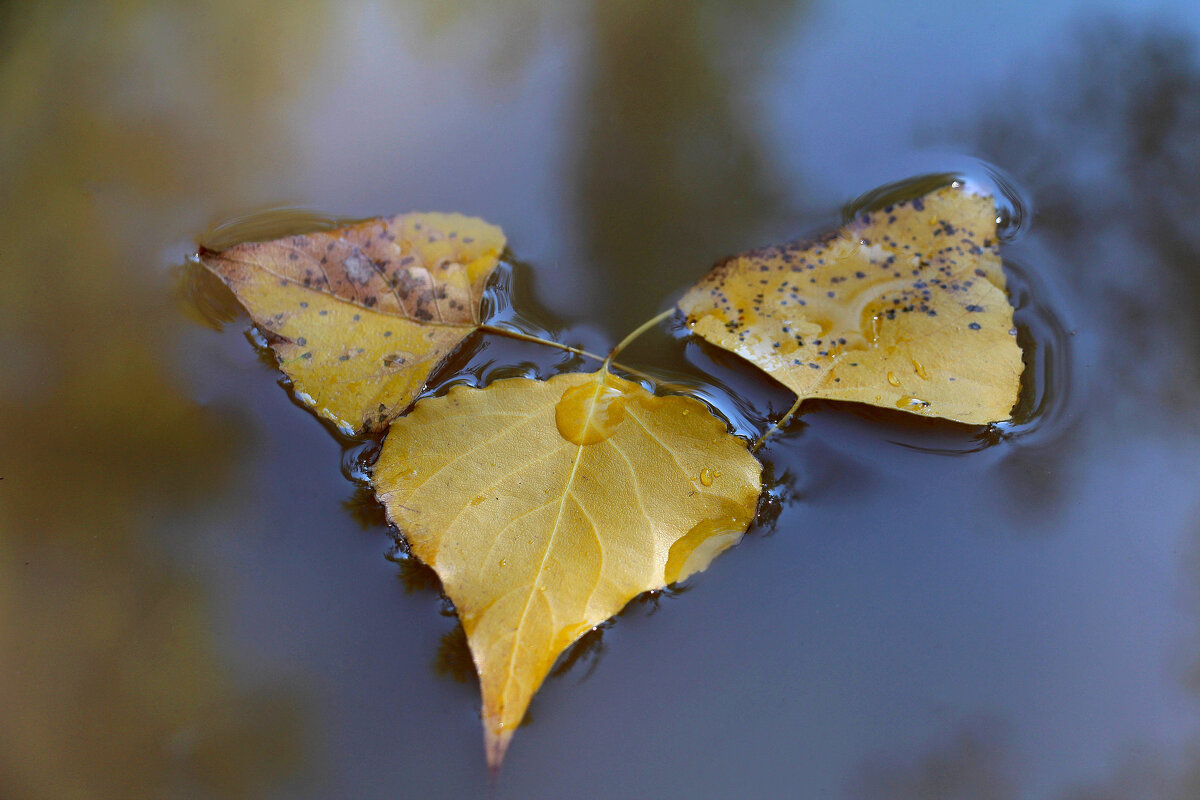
left=748, top=460, right=790, bottom=535
left=342, top=486, right=390, bottom=530
left=764, top=430, right=876, bottom=506
left=197, top=207, right=356, bottom=251
left=175, top=258, right=245, bottom=331
left=385, top=546, right=445, bottom=598
left=937, top=17, right=1200, bottom=519
left=847, top=21, right=1200, bottom=798
left=340, top=438, right=382, bottom=484
left=968, top=18, right=1200, bottom=414
left=548, top=625, right=609, bottom=681
left=1001, top=260, right=1074, bottom=437
left=846, top=719, right=1014, bottom=800
left=574, top=0, right=806, bottom=331
left=434, top=624, right=477, bottom=685
left=669, top=333, right=796, bottom=445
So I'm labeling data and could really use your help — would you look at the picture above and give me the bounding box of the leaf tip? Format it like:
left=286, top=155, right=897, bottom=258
left=485, top=723, right=514, bottom=773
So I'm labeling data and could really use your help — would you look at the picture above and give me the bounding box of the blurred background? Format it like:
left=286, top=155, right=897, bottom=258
left=2, top=0, right=1199, bottom=797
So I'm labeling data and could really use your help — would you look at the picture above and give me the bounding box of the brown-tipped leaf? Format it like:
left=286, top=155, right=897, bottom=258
left=200, top=212, right=505, bottom=434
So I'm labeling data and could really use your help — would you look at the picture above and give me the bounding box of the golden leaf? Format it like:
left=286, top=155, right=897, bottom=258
left=372, top=371, right=762, bottom=767
left=678, top=185, right=1022, bottom=424
left=200, top=212, right=506, bottom=434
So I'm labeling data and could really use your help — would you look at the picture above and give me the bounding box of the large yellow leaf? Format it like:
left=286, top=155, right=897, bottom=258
left=678, top=185, right=1022, bottom=423
left=372, top=371, right=762, bottom=767
left=200, top=212, right=506, bottom=434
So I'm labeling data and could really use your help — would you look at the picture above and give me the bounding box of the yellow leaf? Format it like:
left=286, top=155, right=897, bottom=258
left=372, top=371, right=762, bottom=767
left=200, top=212, right=506, bottom=434
left=677, top=185, right=1023, bottom=424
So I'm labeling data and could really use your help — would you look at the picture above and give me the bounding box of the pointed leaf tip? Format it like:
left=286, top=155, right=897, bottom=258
left=485, top=723, right=514, bottom=772
left=372, top=371, right=763, bottom=765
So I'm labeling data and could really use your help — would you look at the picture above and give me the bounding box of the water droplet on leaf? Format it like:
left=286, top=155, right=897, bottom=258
left=554, top=374, right=634, bottom=445
left=896, top=395, right=931, bottom=411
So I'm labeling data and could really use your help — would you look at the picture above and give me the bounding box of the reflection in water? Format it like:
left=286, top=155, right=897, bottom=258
left=995, top=18, right=1200, bottom=510
left=0, top=2, right=330, bottom=796
left=342, top=486, right=390, bottom=530
left=848, top=715, right=1200, bottom=800
left=969, top=18, right=1200, bottom=417
left=434, top=624, right=477, bottom=686
left=575, top=0, right=803, bottom=331
left=385, top=547, right=445, bottom=598
left=846, top=719, right=1013, bottom=800
left=854, top=17, right=1200, bottom=800
left=5, top=0, right=1199, bottom=796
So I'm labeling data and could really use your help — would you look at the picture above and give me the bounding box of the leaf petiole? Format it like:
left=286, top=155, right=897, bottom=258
left=479, top=316, right=690, bottom=393
left=751, top=395, right=804, bottom=453
left=603, top=308, right=676, bottom=370
left=477, top=323, right=607, bottom=363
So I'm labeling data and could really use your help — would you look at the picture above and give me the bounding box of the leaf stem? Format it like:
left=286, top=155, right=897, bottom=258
left=604, top=309, right=676, bottom=370
left=751, top=394, right=805, bottom=452
left=478, top=324, right=608, bottom=363
left=479, top=316, right=690, bottom=394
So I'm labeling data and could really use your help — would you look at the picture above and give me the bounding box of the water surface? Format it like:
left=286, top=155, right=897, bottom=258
left=2, top=2, right=1199, bottom=798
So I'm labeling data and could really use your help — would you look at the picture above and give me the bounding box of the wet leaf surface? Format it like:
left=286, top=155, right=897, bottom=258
left=678, top=184, right=1022, bottom=424
left=371, top=370, right=762, bottom=767
left=199, top=213, right=506, bottom=434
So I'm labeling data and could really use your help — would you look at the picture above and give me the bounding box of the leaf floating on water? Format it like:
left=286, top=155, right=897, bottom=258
left=199, top=212, right=506, bottom=434
left=677, top=184, right=1022, bottom=424
left=372, top=371, right=762, bottom=767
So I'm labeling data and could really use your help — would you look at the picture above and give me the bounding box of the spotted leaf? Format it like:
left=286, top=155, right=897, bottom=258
left=677, top=184, right=1022, bottom=424
left=199, top=212, right=505, bottom=433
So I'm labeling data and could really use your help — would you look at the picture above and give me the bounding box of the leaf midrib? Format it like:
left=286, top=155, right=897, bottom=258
left=498, top=375, right=609, bottom=716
